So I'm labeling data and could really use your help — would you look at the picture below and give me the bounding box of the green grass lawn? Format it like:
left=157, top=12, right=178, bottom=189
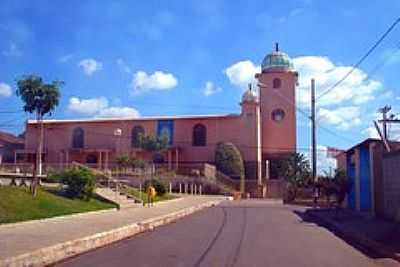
left=0, top=186, right=117, bottom=224
left=124, top=187, right=177, bottom=204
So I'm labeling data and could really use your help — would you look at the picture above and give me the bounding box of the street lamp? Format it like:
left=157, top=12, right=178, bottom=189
left=113, top=128, right=122, bottom=156
left=113, top=128, right=122, bottom=180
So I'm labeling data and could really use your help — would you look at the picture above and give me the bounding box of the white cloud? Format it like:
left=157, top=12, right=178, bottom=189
left=203, top=81, right=222, bottom=96
left=0, top=82, right=12, bottom=97
left=363, top=124, right=400, bottom=141
left=278, top=8, right=304, bottom=23
left=381, top=48, right=400, bottom=65
left=68, top=97, right=108, bottom=115
left=131, top=71, right=178, bottom=94
left=97, top=107, right=140, bottom=118
left=78, top=58, right=103, bottom=76
left=116, top=58, right=131, bottom=73
left=68, top=96, right=141, bottom=118
left=293, top=56, right=382, bottom=107
left=362, top=126, right=380, bottom=139
left=59, top=54, right=73, bottom=63
left=225, top=56, right=383, bottom=107
left=2, top=43, right=22, bottom=57
left=225, top=60, right=259, bottom=89
left=318, top=106, right=361, bottom=130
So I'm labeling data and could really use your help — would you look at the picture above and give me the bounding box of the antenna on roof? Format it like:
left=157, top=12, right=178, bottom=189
left=275, top=42, right=279, bottom=52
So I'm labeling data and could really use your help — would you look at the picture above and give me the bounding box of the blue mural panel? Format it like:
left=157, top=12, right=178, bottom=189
left=347, top=153, right=356, bottom=210
left=157, top=120, right=174, bottom=145
left=359, top=146, right=371, bottom=212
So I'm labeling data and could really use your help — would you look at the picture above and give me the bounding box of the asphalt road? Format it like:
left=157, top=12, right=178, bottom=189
left=56, top=200, right=399, bottom=267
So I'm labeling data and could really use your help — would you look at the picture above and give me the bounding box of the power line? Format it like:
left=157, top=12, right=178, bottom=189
left=362, top=41, right=400, bottom=82
left=317, top=17, right=400, bottom=100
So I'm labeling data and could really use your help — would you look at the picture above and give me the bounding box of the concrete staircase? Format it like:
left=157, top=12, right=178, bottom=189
left=95, top=187, right=142, bottom=209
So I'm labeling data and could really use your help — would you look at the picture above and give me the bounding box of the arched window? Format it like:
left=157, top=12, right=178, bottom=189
left=131, top=126, right=145, bottom=148
left=273, top=78, right=281, bottom=89
left=72, top=127, right=84, bottom=149
left=192, top=124, right=206, bottom=146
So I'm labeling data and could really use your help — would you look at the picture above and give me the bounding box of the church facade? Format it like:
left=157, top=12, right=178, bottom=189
left=23, top=45, right=298, bottom=184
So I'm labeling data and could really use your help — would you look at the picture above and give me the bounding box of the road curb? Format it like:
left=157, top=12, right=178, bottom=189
left=308, top=210, right=400, bottom=263
left=0, top=199, right=223, bottom=267
left=0, top=208, right=118, bottom=230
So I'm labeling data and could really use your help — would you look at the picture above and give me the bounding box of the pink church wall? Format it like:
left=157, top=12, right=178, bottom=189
left=24, top=114, right=258, bottom=165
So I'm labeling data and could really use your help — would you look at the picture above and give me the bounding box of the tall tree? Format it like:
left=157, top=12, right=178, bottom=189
left=138, top=133, right=169, bottom=176
left=215, top=142, right=245, bottom=193
left=275, top=153, right=311, bottom=202
left=16, top=75, right=62, bottom=196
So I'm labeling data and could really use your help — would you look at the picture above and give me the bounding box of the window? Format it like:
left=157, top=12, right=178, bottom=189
left=192, top=123, right=206, bottom=146
left=131, top=126, right=145, bottom=148
left=271, top=109, right=285, bottom=122
left=72, top=127, right=84, bottom=149
left=273, top=78, right=281, bottom=89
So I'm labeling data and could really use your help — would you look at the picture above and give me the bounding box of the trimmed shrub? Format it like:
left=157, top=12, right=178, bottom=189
left=215, top=142, right=244, bottom=179
left=130, top=157, right=147, bottom=169
left=116, top=155, right=131, bottom=168
left=143, top=179, right=167, bottom=196
left=45, top=168, right=62, bottom=183
left=55, top=167, right=96, bottom=199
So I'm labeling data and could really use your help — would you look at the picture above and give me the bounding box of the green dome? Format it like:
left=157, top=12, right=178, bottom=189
left=261, top=45, right=293, bottom=72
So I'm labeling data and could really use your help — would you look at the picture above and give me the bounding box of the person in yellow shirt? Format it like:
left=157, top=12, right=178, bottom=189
left=146, top=185, right=157, bottom=207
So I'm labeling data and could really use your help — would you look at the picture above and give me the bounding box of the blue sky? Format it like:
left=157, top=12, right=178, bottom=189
left=1, top=0, right=400, bottom=170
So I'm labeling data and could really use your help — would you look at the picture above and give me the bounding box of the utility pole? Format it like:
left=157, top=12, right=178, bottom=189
left=311, top=79, right=317, bottom=181
left=378, top=105, right=391, bottom=140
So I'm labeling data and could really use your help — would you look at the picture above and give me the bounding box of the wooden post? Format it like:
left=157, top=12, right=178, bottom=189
left=199, top=185, right=202, bottom=195
left=98, top=151, right=102, bottom=169
left=105, top=151, right=109, bottom=170
left=139, top=183, right=142, bottom=202
left=179, top=183, right=182, bottom=194
left=311, top=79, right=317, bottom=181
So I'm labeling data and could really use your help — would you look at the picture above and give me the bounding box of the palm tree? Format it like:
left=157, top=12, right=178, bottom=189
left=16, top=75, right=62, bottom=196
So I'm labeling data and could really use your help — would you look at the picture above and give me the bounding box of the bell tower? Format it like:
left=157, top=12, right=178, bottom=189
left=255, top=43, right=298, bottom=178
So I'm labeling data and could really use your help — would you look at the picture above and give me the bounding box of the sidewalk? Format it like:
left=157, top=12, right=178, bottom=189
left=307, top=208, right=400, bottom=262
left=0, top=195, right=226, bottom=266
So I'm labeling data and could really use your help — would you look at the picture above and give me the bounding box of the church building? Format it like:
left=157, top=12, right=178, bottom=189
left=22, top=45, right=298, bottom=185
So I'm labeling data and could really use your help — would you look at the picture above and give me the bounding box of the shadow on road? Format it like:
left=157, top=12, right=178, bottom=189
left=292, top=208, right=395, bottom=261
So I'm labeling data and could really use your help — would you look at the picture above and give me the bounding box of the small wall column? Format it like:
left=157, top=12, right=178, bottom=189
left=98, top=151, right=102, bottom=169
left=369, top=143, right=376, bottom=216
left=354, top=148, right=361, bottom=212
left=105, top=151, right=109, bottom=170
left=175, top=148, right=179, bottom=170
